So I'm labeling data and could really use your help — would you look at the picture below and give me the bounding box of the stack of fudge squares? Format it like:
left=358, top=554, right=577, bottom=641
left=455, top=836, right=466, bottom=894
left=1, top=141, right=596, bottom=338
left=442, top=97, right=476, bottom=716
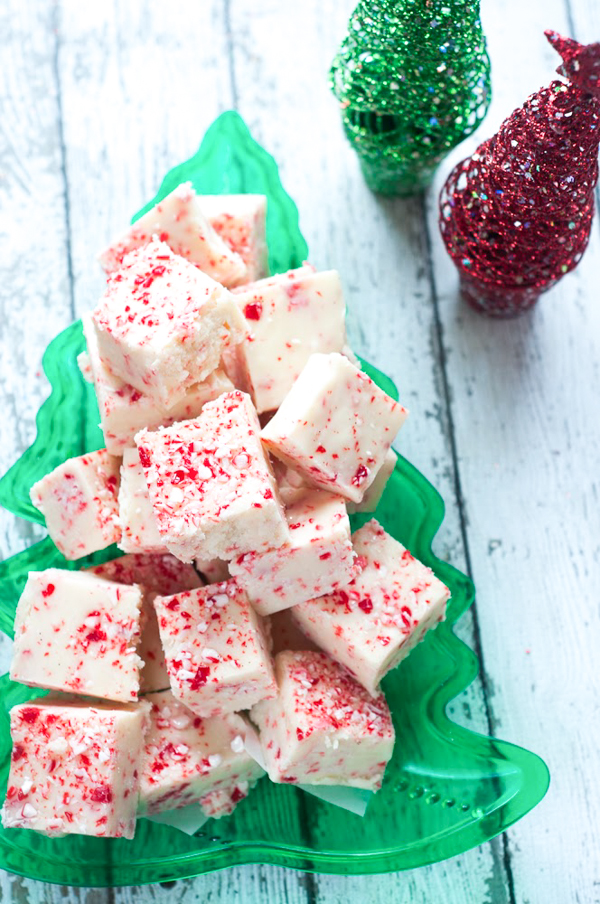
left=2, top=183, right=450, bottom=841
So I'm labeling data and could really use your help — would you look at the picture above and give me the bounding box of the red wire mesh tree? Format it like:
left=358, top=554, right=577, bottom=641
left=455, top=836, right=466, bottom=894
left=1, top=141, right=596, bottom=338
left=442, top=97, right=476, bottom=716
left=439, top=31, right=600, bottom=317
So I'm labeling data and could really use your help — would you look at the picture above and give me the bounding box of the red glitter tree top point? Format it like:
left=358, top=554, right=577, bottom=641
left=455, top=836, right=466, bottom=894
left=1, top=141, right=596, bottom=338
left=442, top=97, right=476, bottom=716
left=439, top=30, right=600, bottom=317
left=545, top=30, right=600, bottom=99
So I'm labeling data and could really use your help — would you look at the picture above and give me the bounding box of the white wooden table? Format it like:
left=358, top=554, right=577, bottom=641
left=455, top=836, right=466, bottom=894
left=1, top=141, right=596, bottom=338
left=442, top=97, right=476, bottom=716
left=1, top=1, right=599, bottom=901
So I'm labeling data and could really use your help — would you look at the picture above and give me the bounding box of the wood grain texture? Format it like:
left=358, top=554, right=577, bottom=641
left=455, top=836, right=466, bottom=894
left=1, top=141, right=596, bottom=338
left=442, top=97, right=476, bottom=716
left=424, top=0, right=600, bottom=901
left=0, top=0, right=72, bottom=564
left=1, top=0, right=598, bottom=901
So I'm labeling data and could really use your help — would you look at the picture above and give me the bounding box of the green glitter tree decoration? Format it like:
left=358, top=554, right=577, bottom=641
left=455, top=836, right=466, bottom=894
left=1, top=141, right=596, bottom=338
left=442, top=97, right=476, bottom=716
left=330, top=0, right=492, bottom=196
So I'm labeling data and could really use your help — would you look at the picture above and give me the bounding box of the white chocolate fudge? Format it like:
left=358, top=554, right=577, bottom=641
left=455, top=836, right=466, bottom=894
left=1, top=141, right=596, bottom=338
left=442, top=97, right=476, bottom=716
left=98, top=182, right=247, bottom=286
left=136, top=391, right=288, bottom=562
left=139, top=691, right=263, bottom=817
left=195, top=557, right=230, bottom=584
left=2, top=698, right=147, bottom=839
left=92, top=239, right=246, bottom=409
left=154, top=580, right=276, bottom=717
left=87, top=553, right=203, bottom=694
left=262, top=353, right=408, bottom=504
left=11, top=569, right=143, bottom=703
left=292, top=520, right=451, bottom=695
left=229, top=488, right=359, bottom=615
left=199, top=194, right=268, bottom=283
left=118, top=447, right=167, bottom=554
left=81, top=313, right=233, bottom=456
left=250, top=650, right=394, bottom=789
left=225, top=267, right=347, bottom=413
left=347, top=449, right=397, bottom=514
left=30, top=449, right=121, bottom=560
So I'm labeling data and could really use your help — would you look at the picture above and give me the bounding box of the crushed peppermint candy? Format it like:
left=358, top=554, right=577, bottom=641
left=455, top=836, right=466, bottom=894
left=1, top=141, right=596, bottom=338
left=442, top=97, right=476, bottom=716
left=251, top=650, right=394, bottom=790
left=135, top=391, right=288, bottom=562
left=139, top=692, right=263, bottom=817
left=154, top=580, right=276, bottom=718
left=292, top=519, right=451, bottom=695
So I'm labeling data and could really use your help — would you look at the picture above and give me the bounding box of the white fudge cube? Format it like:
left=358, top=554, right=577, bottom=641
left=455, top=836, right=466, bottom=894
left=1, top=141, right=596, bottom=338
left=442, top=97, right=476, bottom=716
left=347, top=449, right=397, bottom=514
left=10, top=569, right=143, bottom=703
left=2, top=698, right=147, bottom=839
left=199, top=194, right=268, bottom=283
left=30, top=449, right=121, bottom=560
left=224, top=267, right=347, bottom=413
left=98, top=182, right=247, bottom=287
left=87, top=552, right=203, bottom=694
left=136, top=391, right=288, bottom=562
left=81, top=313, right=233, bottom=456
left=229, top=488, right=359, bottom=615
left=250, top=650, right=394, bottom=789
left=92, top=239, right=246, bottom=409
left=195, top=558, right=231, bottom=584
left=262, top=353, right=408, bottom=504
left=118, top=448, right=167, bottom=554
left=139, top=691, right=264, bottom=816
left=292, top=519, right=451, bottom=695
left=154, top=580, right=276, bottom=718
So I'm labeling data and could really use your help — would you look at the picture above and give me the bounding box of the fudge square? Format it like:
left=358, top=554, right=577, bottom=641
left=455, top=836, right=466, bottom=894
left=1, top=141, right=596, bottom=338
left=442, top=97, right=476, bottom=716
left=261, top=353, right=408, bottom=504
left=199, top=194, right=268, bottom=283
left=250, top=650, right=394, bottom=789
left=98, top=182, right=247, bottom=287
left=2, top=698, right=147, bottom=839
left=87, top=552, right=203, bottom=694
left=30, top=449, right=121, bottom=560
left=118, top=447, right=168, bottom=554
left=225, top=266, right=347, bottom=413
left=292, top=519, right=451, bottom=696
left=81, top=313, right=233, bottom=456
left=139, top=691, right=264, bottom=817
left=153, top=579, right=276, bottom=718
left=10, top=569, right=143, bottom=703
left=229, top=487, right=359, bottom=616
left=92, top=239, right=246, bottom=409
left=136, top=391, right=288, bottom=562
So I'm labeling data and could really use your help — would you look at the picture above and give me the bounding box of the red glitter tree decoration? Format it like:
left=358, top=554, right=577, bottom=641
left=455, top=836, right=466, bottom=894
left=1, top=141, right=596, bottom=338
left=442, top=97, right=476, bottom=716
left=439, top=31, right=600, bottom=317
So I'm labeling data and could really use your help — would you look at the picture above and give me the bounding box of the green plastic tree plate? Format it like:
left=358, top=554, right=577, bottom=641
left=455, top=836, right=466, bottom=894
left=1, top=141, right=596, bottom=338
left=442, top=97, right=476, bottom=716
left=0, top=111, right=549, bottom=886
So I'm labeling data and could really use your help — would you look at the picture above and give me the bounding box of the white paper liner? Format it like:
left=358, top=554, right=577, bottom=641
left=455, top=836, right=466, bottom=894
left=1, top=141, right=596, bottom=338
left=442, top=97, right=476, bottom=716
left=243, top=723, right=373, bottom=817
left=144, top=805, right=209, bottom=836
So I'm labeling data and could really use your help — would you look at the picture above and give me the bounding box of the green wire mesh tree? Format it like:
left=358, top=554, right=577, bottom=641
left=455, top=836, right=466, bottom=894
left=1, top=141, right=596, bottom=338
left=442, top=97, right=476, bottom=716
left=330, top=0, right=492, bottom=196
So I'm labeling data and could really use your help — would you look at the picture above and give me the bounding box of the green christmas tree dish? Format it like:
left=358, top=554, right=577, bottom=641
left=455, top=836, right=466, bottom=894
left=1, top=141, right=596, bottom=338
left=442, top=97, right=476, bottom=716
left=330, top=0, right=492, bottom=196
left=0, top=111, right=548, bottom=886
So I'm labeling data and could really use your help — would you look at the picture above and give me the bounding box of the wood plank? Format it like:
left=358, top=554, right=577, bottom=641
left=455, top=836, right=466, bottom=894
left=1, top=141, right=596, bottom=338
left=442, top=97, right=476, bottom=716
left=425, top=0, right=600, bottom=901
left=229, top=0, right=509, bottom=899
left=0, top=0, right=72, bottom=563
